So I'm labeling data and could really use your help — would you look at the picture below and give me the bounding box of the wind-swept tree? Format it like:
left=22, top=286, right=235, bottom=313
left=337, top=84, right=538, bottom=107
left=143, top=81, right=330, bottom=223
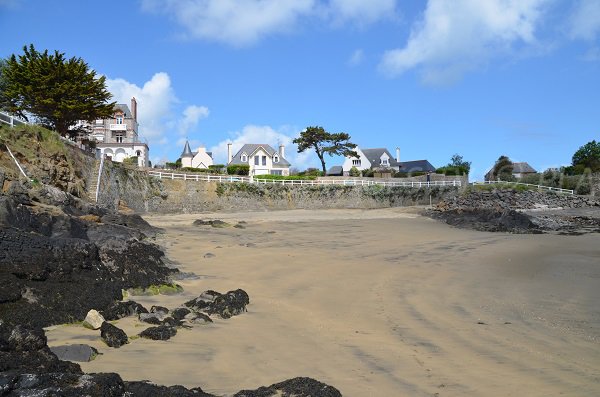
left=293, top=126, right=358, bottom=174
left=572, top=140, right=600, bottom=173
left=490, top=155, right=514, bottom=181
left=1, top=44, right=115, bottom=136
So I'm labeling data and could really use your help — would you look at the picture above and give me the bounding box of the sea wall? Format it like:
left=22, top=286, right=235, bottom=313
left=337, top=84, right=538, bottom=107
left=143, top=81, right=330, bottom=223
left=95, top=167, right=464, bottom=213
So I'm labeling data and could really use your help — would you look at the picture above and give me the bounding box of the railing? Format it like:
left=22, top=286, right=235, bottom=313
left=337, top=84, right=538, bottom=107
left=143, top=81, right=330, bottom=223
left=147, top=170, right=462, bottom=188
left=109, top=124, right=127, bottom=131
left=472, top=180, right=574, bottom=195
left=0, top=110, right=28, bottom=127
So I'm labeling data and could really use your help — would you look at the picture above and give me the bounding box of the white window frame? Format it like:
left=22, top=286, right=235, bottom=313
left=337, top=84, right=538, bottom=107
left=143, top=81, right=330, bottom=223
left=352, top=159, right=361, bottom=166
left=273, top=154, right=279, bottom=163
left=241, top=153, right=248, bottom=162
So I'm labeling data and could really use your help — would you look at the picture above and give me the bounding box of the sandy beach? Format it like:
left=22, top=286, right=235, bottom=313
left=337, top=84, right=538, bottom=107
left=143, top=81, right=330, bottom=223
left=46, top=208, right=600, bottom=396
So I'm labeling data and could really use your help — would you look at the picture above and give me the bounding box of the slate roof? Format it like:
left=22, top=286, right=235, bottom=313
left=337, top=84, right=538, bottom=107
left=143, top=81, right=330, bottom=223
left=361, top=148, right=400, bottom=167
left=229, top=144, right=290, bottom=168
left=327, top=165, right=343, bottom=176
left=181, top=140, right=193, bottom=158
left=512, top=162, right=536, bottom=174
left=114, top=104, right=132, bottom=118
left=398, top=160, right=436, bottom=173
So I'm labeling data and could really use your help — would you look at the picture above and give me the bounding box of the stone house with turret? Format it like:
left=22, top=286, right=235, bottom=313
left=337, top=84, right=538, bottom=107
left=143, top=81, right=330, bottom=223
left=180, top=140, right=214, bottom=169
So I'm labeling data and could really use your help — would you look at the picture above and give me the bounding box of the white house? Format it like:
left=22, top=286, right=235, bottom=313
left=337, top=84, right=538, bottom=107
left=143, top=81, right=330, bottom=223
left=180, top=140, right=214, bottom=169
left=84, top=98, right=149, bottom=167
left=228, top=143, right=290, bottom=176
left=342, top=147, right=435, bottom=175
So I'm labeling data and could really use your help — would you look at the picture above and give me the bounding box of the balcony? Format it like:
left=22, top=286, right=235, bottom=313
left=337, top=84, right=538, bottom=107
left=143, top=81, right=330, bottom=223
left=109, top=123, right=127, bottom=131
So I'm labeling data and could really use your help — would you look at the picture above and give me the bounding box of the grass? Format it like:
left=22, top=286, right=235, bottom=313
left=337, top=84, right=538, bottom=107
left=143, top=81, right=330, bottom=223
left=127, top=283, right=184, bottom=296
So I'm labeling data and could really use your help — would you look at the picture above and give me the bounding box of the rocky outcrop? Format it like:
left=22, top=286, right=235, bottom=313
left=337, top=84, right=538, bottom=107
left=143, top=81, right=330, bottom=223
left=429, top=189, right=600, bottom=234
left=185, top=289, right=250, bottom=319
left=233, top=377, right=343, bottom=397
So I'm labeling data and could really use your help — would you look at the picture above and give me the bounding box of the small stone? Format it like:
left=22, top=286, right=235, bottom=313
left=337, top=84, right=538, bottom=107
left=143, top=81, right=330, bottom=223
left=204, top=253, right=216, bottom=259
left=139, top=325, right=177, bottom=341
left=150, top=305, right=169, bottom=316
left=185, top=312, right=213, bottom=324
left=139, top=313, right=164, bottom=324
left=171, top=307, right=191, bottom=321
left=83, top=310, right=105, bottom=330
left=234, top=224, right=245, bottom=229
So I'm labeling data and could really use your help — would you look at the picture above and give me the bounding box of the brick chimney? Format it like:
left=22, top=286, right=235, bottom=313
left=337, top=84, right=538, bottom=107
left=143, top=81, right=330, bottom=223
left=131, top=97, right=137, bottom=121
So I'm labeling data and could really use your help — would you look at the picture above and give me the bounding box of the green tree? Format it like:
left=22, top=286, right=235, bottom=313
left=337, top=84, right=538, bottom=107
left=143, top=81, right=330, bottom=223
left=490, top=155, right=514, bottom=181
left=293, top=126, right=358, bottom=174
left=1, top=44, right=115, bottom=136
left=449, top=153, right=471, bottom=174
left=572, top=140, right=600, bottom=172
left=349, top=166, right=360, bottom=177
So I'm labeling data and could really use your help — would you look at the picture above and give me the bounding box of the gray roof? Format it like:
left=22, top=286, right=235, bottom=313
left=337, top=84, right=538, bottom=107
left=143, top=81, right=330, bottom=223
left=361, top=148, right=400, bottom=167
left=114, top=104, right=132, bottom=118
left=327, top=165, right=343, bottom=175
left=229, top=144, right=290, bottom=167
left=512, top=162, right=536, bottom=173
left=398, top=160, right=436, bottom=173
left=181, top=140, right=193, bottom=158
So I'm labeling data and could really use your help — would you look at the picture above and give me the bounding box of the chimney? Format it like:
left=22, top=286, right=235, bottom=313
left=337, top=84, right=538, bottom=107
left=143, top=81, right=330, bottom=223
left=227, top=143, right=232, bottom=163
left=396, top=147, right=400, bottom=163
left=131, top=97, right=137, bottom=121
left=279, top=144, right=285, bottom=159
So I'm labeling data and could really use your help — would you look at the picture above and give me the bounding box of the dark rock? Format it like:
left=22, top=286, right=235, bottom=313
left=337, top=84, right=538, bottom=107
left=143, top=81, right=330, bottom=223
left=7, top=325, right=47, bottom=352
left=139, top=326, right=177, bottom=341
left=193, top=219, right=230, bottom=228
left=161, top=317, right=184, bottom=327
left=101, top=300, right=148, bottom=321
left=233, top=377, right=342, bottom=397
left=171, top=307, right=191, bottom=321
left=151, top=305, right=170, bottom=316
left=49, top=344, right=99, bottom=362
left=185, top=289, right=249, bottom=319
left=139, top=313, right=164, bottom=325
left=185, top=312, right=213, bottom=325
left=124, top=381, right=216, bottom=396
left=101, top=322, right=129, bottom=348
left=204, top=252, right=216, bottom=258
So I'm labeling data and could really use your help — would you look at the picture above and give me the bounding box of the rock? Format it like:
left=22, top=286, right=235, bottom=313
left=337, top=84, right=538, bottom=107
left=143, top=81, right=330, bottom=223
left=49, top=344, right=99, bottom=362
left=234, top=224, right=246, bottom=229
left=150, top=305, right=169, bottom=316
left=124, top=381, right=216, bottom=396
left=171, top=307, right=191, bottom=321
left=185, top=312, right=213, bottom=325
left=233, top=377, right=342, bottom=397
left=193, top=219, right=230, bottom=228
left=8, top=325, right=47, bottom=352
left=139, top=313, right=165, bottom=325
left=83, top=310, right=106, bottom=330
left=139, top=326, right=177, bottom=341
left=101, top=301, right=148, bottom=321
left=100, top=322, right=129, bottom=348
left=203, top=252, right=215, bottom=258
left=185, top=289, right=250, bottom=319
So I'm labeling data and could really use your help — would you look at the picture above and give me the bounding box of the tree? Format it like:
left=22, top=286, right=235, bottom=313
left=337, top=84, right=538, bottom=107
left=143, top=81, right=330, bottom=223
left=572, top=140, right=600, bottom=173
left=449, top=153, right=471, bottom=174
left=293, top=126, right=358, bottom=174
left=490, top=155, right=514, bottom=181
left=1, top=44, right=115, bottom=137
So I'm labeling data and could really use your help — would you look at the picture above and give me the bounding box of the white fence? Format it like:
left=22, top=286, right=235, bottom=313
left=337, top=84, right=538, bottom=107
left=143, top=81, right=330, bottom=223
left=0, top=111, right=28, bottom=127
left=147, top=170, right=462, bottom=188
left=472, top=180, right=574, bottom=194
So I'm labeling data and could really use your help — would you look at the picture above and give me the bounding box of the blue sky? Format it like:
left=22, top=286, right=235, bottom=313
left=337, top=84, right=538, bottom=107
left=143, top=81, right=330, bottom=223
left=1, top=0, right=599, bottom=180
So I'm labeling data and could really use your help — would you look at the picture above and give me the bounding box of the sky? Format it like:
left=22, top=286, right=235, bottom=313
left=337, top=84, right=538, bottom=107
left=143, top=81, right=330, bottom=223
left=1, top=0, right=599, bottom=180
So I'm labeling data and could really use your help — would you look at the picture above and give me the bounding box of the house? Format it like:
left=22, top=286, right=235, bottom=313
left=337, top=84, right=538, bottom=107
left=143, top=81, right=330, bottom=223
left=485, top=161, right=537, bottom=180
left=87, top=98, right=149, bottom=167
left=180, top=140, right=213, bottom=169
left=227, top=143, right=290, bottom=176
left=342, top=147, right=435, bottom=175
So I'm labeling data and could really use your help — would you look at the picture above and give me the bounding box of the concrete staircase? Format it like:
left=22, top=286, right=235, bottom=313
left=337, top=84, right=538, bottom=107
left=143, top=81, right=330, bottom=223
left=88, top=159, right=101, bottom=202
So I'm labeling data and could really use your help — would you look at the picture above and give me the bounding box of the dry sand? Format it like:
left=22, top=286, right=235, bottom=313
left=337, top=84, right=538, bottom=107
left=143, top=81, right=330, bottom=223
left=46, top=208, right=600, bottom=396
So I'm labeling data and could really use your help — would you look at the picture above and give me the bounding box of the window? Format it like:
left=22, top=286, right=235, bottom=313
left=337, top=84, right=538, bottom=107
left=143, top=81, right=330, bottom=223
left=136, top=150, right=141, bottom=156
left=95, top=119, right=103, bottom=125
left=262, top=156, right=267, bottom=166
left=116, top=116, right=123, bottom=124
left=273, top=154, right=279, bottom=163
left=241, top=153, right=248, bottom=162
left=116, top=135, right=123, bottom=143
left=382, top=159, right=389, bottom=166
left=352, top=159, right=361, bottom=166
left=271, top=170, right=282, bottom=175
left=254, top=156, right=259, bottom=165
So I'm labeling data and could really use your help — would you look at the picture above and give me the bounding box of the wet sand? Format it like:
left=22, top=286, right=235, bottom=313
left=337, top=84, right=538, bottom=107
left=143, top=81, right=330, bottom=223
left=46, top=208, right=600, bottom=396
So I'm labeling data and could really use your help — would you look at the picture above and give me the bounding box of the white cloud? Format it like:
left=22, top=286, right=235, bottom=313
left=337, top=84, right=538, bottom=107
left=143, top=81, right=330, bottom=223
left=569, top=0, right=600, bottom=40
left=141, top=0, right=397, bottom=46
left=106, top=72, right=209, bottom=164
left=210, top=125, right=316, bottom=169
left=142, top=0, right=315, bottom=46
left=379, top=0, right=548, bottom=84
left=348, top=48, right=364, bottom=66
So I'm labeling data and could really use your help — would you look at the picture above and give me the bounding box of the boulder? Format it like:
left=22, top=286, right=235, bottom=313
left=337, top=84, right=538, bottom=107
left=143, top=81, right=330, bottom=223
left=124, top=381, right=216, bottom=397
left=139, top=313, right=164, bottom=325
left=101, top=301, right=148, bottom=321
left=170, top=307, right=191, bottom=321
left=83, top=310, right=105, bottom=330
left=185, top=289, right=250, bottom=319
left=233, top=377, right=342, bottom=397
left=150, top=305, right=169, bottom=316
left=100, top=322, right=129, bottom=348
left=49, top=344, right=99, bottom=362
left=185, top=312, right=213, bottom=325
left=139, top=326, right=177, bottom=341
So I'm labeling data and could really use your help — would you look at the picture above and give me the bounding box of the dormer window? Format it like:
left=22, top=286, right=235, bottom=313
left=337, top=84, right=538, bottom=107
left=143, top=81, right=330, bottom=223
left=241, top=153, right=248, bottom=162
left=273, top=154, right=279, bottom=163
left=382, top=159, right=389, bottom=166
left=116, top=116, right=123, bottom=124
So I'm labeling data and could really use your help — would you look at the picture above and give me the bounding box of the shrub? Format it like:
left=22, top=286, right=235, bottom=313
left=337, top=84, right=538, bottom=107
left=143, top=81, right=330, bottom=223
left=254, top=174, right=316, bottom=180
left=297, top=168, right=324, bottom=177
left=436, top=166, right=467, bottom=176
left=227, top=164, right=250, bottom=175
left=123, top=156, right=138, bottom=167
left=349, top=166, right=361, bottom=177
